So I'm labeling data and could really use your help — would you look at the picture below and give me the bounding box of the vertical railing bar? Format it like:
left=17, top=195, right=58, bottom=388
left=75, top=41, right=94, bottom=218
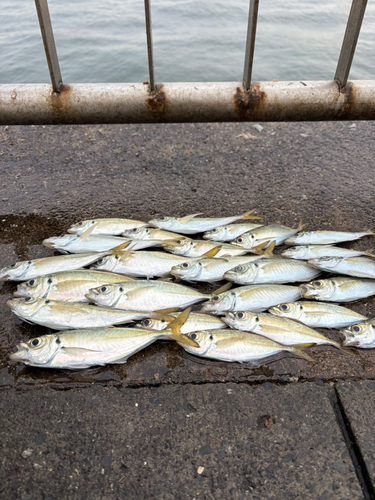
left=144, top=0, right=155, bottom=91
left=243, top=0, right=259, bottom=90
left=34, top=0, right=62, bottom=93
left=335, top=0, right=367, bottom=89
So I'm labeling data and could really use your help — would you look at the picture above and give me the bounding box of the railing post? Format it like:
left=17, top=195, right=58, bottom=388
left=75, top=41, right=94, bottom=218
left=243, top=0, right=259, bottom=90
left=144, top=0, right=155, bottom=91
left=335, top=0, right=367, bottom=89
left=34, top=0, right=62, bottom=93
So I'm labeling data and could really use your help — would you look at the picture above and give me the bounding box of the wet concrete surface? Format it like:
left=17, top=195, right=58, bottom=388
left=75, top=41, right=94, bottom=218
left=1, top=121, right=375, bottom=498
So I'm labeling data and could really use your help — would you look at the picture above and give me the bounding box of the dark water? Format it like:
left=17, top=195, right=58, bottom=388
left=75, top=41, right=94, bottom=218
left=2, top=0, right=374, bottom=84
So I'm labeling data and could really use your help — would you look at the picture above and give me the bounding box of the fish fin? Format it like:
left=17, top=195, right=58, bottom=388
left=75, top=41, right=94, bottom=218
left=297, top=220, right=308, bottom=232
left=242, top=210, right=262, bottom=220
left=156, top=275, right=174, bottom=282
left=212, top=281, right=232, bottom=296
left=263, top=240, right=276, bottom=256
left=364, top=248, right=375, bottom=258
left=154, top=307, right=180, bottom=314
left=341, top=346, right=360, bottom=357
left=290, top=343, right=315, bottom=362
left=250, top=241, right=268, bottom=255
left=79, top=224, right=98, bottom=240
left=179, top=213, right=204, bottom=223
left=201, top=246, right=222, bottom=258
left=164, top=307, right=199, bottom=347
left=369, top=228, right=375, bottom=236
left=109, top=240, right=132, bottom=253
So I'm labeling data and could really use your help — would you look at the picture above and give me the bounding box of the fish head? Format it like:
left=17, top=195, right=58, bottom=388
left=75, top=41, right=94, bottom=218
left=268, top=302, right=301, bottom=320
left=86, top=283, right=125, bottom=307
left=162, top=238, right=193, bottom=256
left=308, top=256, right=342, bottom=270
left=7, top=297, right=49, bottom=319
left=122, top=227, right=150, bottom=239
left=223, top=311, right=256, bottom=330
left=224, top=263, right=257, bottom=284
left=43, top=234, right=77, bottom=252
left=203, top=226, right=227, bottom=241
left=10, top=334, right=60, bottom=366
left=148, top=216, right=176, bottom=230
left=232, top=232, right=255, bottom=249
left=136, top=318, right=168, bottom=331
left=67, top=220, right=96, bottom=235
left=90, top=254, right=121, bottom=272
left=299, top=279, right=334, bottom=300
left=201, top=290, right=236, bottom=313
left=341, top=322, right=375, bottom=348
left=0, top=260, right=32, bottom=281
left=286, top=232, right=311, bottom=245
left=179, top=330, right=212, bottom=355
left=13, top=275, right=53, bottom=299
left=281, top=246, right=308, bottom=259
left=170, top=261, right=202, bottom=280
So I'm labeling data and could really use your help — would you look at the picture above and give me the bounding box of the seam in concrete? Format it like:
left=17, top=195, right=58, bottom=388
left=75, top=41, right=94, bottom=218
left=330, top=386, right=375, bottom=500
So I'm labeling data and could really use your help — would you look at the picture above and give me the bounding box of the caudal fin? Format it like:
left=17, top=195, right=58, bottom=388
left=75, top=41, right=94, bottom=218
left=164, top=308, right=199, bottom=347
left=289, top=343, right=315, bottom=362
left=242, top=210, right=262, bottom=220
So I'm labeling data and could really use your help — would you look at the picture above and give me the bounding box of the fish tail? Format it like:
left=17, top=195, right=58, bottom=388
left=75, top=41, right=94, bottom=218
left=340, top=346, right=360, bottom=357
left=263, top=240, right=276, bottom=257
left=369, top=227, right=375, bottom=236
left=298, top=220, right=308, bottom=232
left=251, top=241, right=268, bottom=255
left=211, top=281, right=232, bottom=296
left=242, top=210, right=262, bottom=220
left=289, top=343, right=315, bottom=362
left=365, top=248, right=375, bottom=258
left=164, top=308, right=199, bottom=347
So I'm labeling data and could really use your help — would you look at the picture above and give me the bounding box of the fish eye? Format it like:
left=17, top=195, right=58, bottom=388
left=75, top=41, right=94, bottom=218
left=115, top=255, right=120, bottom=260
left=237, top=238, right=243, bottom=243
left=299, top=304, right=303, bottom=310
left=212, top=296, right=219, bottom=301
left=176, top=240, right=181, bottom=244
left=25, top=297, right=32, bottom=302
left=143, top=320, right=151, bottom=326
left=159, top=217, right=165, bottom=221
left=132, top=228, right=138, bottom=232
left=313, top=281, right=323, bottom=287
left=212, top=229, right=218, bottom=232
left=190, top=333, right=197, bottom=340
left=255, top=316, right=259, bottom=322
left=31, top=338, right=40, bottom=347
left=235, top=266, right=243, bottom=272
left=182, top=263, right=189, bottom=268
left=97, top=258, right=103, bottom=264
left=119, top=287, right=123, bottom=292
left=236, top=312, right=244, bottom=319
left=10, top=263, right=16, bottom=268
left=47, top=278, right=53, bottom=284
left=28, top=279, right=35, bottom=286
left=101, top=286, right=108, bottom=293
left=78, top=222, right=83, bottom=226
left=352, top=326, right=361, bottom=333
left=45, top=300, right=50, bottom=304
left=281, top=304, right=288, bottom=311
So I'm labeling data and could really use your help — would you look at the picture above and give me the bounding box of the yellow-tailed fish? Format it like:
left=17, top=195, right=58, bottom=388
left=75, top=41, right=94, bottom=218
left=201, top=284, right=301, bottom=313
left=308, top=256, right=375, bottom=279
left=269, top=301, right=368, bottom=329
left=14, top=270, right=134, bottom=302
left=7, top=297, right=169, bottom=330
left=285, top=228, right=375, bottom=246
left=232, top=221, right=307, bottom=250
left=122, top=227, right=185, bottom=241
left=9, top=310, right=199, bottom=370
left=136, top=312, right=227, bottom=333
left=224, top=258, right=321, bottom=285
left=299, top=277, right=375, bottom=303
left=67, top=218, right=148, bottom=236
left=162, top=238, right=259, bottom=258
left=148, top=210, right=261, bottom=234
left=341, top=319, right=375, bottom=348
left=179, top=329, right=313, bottom=365
left=281, top=245, right=375, bottom=261
left=203, top=223, right=263, bottom=242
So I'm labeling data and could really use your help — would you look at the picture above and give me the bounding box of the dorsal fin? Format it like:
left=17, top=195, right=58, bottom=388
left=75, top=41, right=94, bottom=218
left=201, top=246, right=222, bottom=258
left=109, top=241, right=132, bottom=253
left=79, top=224, right=98, bottom=240
left=178, top=213, right=204, bottom=224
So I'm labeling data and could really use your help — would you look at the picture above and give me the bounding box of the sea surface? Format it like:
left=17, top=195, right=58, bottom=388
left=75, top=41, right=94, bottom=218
left=1, top=0, right=374, bottom=84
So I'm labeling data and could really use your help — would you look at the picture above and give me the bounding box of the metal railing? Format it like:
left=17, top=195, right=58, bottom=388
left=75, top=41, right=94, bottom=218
left=0, top=0, right=372, bottom=125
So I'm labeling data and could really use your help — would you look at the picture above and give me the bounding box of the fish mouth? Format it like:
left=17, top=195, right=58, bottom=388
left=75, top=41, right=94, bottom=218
left=42, top=238, right=56, bottom=249
left=85, top=291, right=98, bottom=302
left=341, top=337, right=359, bottom=347
left=299, top=284, right=313, bottom=297
left=9, top=343, right=29, bottom=362
left=13, top=284, right=29, bottom=298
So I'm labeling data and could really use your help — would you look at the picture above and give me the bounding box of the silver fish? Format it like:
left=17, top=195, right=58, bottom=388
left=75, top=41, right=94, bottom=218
left=299, top=277, right=375, bottom=303
left=341, top=319, right=375, bottom=348
left=232, top=222, right=306, bottom=249
left=136, top=312, right=227, bottom=333
left=308, top=256, right=375, bottom=279
left=269, top=301, right=368, bottom=329
left=148, top=210, right=261, bottom=234
left=285, top=228, right=375, bottom=246
left=179, top=329, right=312, bottom=365
left=162, top=238, right=252, bottom=258
left=122, top=227, right=184, bottom=241
left=203, top=223, right=263, bottom=242
left=281, top=244, right=375, bottom=261
left=201, top=284, right=301, bottom=313
left=9, top=311, right=198, bottom=370
left=224, top=258, right=321, bottom=285
left=14, top=270, right=134, bottom=302
left=67, top=218, right=148, bottom=236
left=7, top=297, right=165, bottom=330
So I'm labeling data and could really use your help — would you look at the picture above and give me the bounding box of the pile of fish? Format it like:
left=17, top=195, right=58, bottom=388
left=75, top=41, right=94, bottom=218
left=2, top=211, right=375, bottom=371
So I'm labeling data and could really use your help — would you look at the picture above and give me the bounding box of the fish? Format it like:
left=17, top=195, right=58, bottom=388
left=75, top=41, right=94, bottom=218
left=201, top=284, right=301, bottom=313
left=162, top=238, right=258, bottom=258
left=281, top=245, right=375, bottom=261
left=9, top=310, right=199, bottom=370
left=341, top=319, right=375, bottom=348
left=136, top=312, right=227, bottom=333
left=285, top=228, right=375, bottom=246
left=299, top=277, right=375, bottom=303
left=223, top=258, right=321, bottom=285
left=269, top=301, right=368, bottom=329
left=178, top=328, right=313, bottom=365
left=232, top=221, right=306, bottom=249
left=308, top=256, right=375, bottom=279
left=7, top=297, right=168, bottom=330
left=122, top=227, right=184, bottom=241
left=203, top=223, right=264, bottom=242
left=148, top=210, right=261, bottom=234
left=67, top=218, right=148, bottom=236
left=223, top=311, right=353, bottom=350
left=86, top=281, right=231, bottom=312
left=13, top=270, right=134, bottom=302
left=0, top=251, right=115, bottom=282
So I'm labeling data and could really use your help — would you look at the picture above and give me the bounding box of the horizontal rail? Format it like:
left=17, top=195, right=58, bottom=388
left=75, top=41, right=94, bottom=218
left=0, top=81, right=374, bottom=125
